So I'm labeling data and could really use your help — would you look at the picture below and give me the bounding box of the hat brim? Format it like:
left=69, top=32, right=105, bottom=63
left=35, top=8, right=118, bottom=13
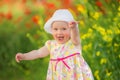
left=44, top=17, right=75, bottom=34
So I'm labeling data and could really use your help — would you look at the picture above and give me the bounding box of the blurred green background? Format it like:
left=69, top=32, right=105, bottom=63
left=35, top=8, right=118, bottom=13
left=0, top=0, right=120, bottom=80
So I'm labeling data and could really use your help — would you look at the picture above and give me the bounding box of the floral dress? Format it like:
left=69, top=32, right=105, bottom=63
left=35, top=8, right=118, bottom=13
left=45, top=40, right=94, bottom=80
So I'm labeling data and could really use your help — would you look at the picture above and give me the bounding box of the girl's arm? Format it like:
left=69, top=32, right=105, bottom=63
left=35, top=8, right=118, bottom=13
left=15, top=46, right=49, bottom=62
left=69, top=21, right=80, bottom=46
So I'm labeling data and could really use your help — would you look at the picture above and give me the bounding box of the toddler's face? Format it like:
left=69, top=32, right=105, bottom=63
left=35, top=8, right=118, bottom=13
left=51, top=21, right=70, bottom=44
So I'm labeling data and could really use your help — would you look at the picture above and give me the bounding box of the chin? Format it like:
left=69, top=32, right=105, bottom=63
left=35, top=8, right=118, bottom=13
left=57, top=40, right=68, bottom=44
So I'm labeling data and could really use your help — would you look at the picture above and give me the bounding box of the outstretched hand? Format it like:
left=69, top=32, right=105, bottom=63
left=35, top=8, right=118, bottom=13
left=15, top=53, right=24, bottom=63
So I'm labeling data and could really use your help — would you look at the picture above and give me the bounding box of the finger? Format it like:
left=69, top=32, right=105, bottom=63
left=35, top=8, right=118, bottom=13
left=16, top=59, right=20, bottom=63
left=69, top=21, right=79, bottom=25
left=71, top=22, right=76, bottom=24
left=69, top=22, right=75, bottom=25
left=16, top=55, right=20, bottom=63
left=16, top=58, right=20, bottom=63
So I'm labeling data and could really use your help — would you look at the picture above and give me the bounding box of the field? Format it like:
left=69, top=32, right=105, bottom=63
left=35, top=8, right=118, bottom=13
left=0, top=0, right=120, bottom=80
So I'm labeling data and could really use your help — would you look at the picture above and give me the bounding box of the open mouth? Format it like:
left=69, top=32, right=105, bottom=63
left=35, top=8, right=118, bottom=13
left=57, top=36, right=64, bottom=41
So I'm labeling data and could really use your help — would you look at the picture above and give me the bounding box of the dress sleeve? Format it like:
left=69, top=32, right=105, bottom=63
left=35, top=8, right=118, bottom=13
left=45, top=40, right=51, bottom=51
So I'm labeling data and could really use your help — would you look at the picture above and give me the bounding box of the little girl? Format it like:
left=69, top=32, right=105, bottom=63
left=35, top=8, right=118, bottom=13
left=15, top=9, right=94, bottom=80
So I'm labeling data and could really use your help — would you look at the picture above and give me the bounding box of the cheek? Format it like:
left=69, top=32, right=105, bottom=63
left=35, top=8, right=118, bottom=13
left=64, top=32, right=70, bottom=38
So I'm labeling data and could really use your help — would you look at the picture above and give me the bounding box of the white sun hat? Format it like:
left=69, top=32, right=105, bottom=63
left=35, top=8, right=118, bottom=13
left=44, top=9, right=76, bottom=34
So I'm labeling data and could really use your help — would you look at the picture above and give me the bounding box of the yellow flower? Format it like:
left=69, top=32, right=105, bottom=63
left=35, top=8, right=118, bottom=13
left=114, top=43, right=119, bottom=47
left=38, top=17, right=44, bottom=29
left=79, top=20, right=85, bottom=26
left=106, top=69, right=112, bottom=77
left=81, top=28, right=93, bottom=40
left=92, top=12, right=100, bottom=20
left=86, top=33, right=91, bottom=38
left=94, top=70, right=100, bottom=80
left=118, top=12, right=120, bottom=17
left=88, top=28, right=93, bottom=33
left=81, top=33, right=91, bottom=40
left=119, top=54, right=120, bottom=58
left=88, top=43, right=92, bottom=48
left=96, top=75, right=100, bottom=80
left=26, top=33, right=30, bottom=37
left=114, top=28, right=120, bottom=34
left=81, top=34, right=87, bottom=40
left=83, top=45, right=88, bottom=51
left=38, top=20, right=41, bottom=26
left=106, top=29, right=113, bottom=35
left=118, top=6, right=120, bottom=11
left=113, top=17, right=118, bottom=21
left=94, top=70, right=99, bottom=76
left=93, top=25, right=106, bottom=36
left=96, top=51, right=101, bottom=56
left=77, top=4, right=86, bottom=14
left=103, top=35, right=112, bottom=42
left=100, top=58, right=107, bottom=64
left=107, top=72, right=112, bottom=76
left=83, top=43, right=92, bottom=51
left=92, top=24, right=98, bottom=29
left=84, top=0, right=88, bottom=3
left=97, top=27, right=106, bottom=35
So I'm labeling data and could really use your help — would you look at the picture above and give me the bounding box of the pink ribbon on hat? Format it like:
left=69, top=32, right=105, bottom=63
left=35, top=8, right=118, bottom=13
left=50, top=53, right=80, bottom=71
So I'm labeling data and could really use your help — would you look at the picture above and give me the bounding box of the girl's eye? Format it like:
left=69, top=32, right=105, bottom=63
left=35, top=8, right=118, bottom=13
left=54, top=28, right=58, bottom=31
left=62, top=28, right=66, bottom=30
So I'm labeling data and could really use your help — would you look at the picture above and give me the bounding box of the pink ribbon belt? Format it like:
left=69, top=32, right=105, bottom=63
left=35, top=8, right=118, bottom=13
left=50, top=53, right=80, bottom=71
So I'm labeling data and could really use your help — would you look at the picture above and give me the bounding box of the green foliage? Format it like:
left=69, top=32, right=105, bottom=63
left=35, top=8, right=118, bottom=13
left=0, top=0, right=120, bottom=80
left=77, top=0, right=120, bottom=80
left=0, top=8, right=49, bottom=79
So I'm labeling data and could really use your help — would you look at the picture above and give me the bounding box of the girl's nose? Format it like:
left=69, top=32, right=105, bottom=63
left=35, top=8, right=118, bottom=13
left=57, top=30, right=62, bottom=34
